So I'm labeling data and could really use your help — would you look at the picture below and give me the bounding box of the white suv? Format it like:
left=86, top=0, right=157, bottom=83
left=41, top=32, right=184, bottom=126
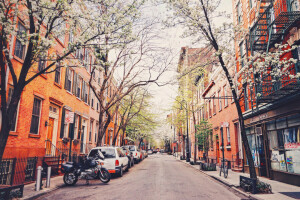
left=88, top=146, right=129, bottom=177
left=126, top=145, right=141, bottom=163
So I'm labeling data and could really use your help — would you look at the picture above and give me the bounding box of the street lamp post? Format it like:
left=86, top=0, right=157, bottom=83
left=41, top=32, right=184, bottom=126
left=181, top=100, right=190, bottom=162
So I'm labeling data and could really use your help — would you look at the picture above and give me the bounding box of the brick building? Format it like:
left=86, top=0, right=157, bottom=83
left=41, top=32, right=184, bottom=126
left=2, top=18, right=120, bottom=159
left=201, top=65, right=243, bottom=171
left=232, top=0, right=300, bottom=185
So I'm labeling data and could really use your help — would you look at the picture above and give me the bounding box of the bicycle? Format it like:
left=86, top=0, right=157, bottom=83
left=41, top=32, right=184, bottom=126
left=219, top=159, right=228, bottom=178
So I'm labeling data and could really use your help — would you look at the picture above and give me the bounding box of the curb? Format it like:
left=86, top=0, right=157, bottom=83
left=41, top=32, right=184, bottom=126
left=23, top=185, right=62, bottom=200
left=175, top=157, right=260, bottom=200
left=22, top=176, right=64, bottom=200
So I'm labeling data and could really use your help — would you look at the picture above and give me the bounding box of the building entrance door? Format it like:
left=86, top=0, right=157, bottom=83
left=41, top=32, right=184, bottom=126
left=257, top=134, right=267, bottom=176
left=46, top=118, right=54, bottom=155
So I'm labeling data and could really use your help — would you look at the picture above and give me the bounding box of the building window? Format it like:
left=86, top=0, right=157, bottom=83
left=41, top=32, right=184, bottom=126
left=84, top=49, right=89, bottom=70
left=213, top=96, right=216, bottom=114
left=76, top=77, right=82, bottom=98
left=14, top=22, right=26, bottom=60
left=65, top=68, right=73, bottom=92
left=30, top=98, right=42, bottom=134
left=91, top=94, right=94, bottom=108
left=224, top=86, right=228, bottom=107
left=95, top=122, right=98, bottom=143
left=89, top=120, right=93, bottom=142
left=0, top=159, right=13, bottom=185
left=226, top=127, right=230, bottom=145
left=7, top=87, right=19, bottom=132
left=74, top=114, right=78, bottom=139
left=237, top=1, right=242, bottom=24
left=54, top=62, right=61, bottom=84
left=218, top=90, right=222, bottom=111
left=38, top=58, right=46, bottom=72
left=55, top=19, right=65, bottom=44
left=82, top=81, right=88, bottom=103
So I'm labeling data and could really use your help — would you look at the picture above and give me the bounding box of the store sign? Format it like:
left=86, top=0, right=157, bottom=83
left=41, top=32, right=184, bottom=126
left=250, top=113, right=269, bottom=123
left=65, top=110, right=74, bottom=123
left=284, top=143, right=300, bottom=150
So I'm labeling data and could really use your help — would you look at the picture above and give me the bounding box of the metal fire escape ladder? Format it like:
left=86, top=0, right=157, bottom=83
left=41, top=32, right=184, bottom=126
left=250, top=0, right=300, bottom=54
left=250, top=0, right=273, bottom=53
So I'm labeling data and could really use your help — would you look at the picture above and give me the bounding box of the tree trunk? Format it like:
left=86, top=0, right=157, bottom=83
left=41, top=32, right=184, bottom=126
left=217, top=55, right=257, bottom=180
left=0, top=115, right=10, bottom=160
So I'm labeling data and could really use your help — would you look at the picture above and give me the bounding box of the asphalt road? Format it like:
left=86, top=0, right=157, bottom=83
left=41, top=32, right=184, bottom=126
left=37, top=154, right=248, bottom=200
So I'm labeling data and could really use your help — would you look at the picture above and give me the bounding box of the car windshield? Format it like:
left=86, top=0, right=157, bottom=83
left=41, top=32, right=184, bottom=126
left=100, top=148, right=116, bottom=158
left=89, top=149, right=100, bottom=158
left=128, top=146, right=136, bottom=151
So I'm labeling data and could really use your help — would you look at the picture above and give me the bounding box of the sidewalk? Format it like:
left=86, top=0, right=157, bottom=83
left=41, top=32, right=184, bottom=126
left=175, top=156, right=300, bottom=200
left=21, top=176, right=64, bottom=200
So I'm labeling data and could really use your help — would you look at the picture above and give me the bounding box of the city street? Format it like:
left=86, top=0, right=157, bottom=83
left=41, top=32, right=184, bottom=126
left=37, top=154, right=246, bottom=200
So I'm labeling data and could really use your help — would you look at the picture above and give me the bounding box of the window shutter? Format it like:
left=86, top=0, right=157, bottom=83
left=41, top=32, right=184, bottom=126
left=60, top=108, right=65, bottom=138
left=64, top=67, right=69, bottom=89
left=73, top=73, right=77, bottom=95
left=69, top=114, right=75, bottom=140
left=78, top=115, right=82, bottom=139
left=88, top=87, right=91, bottom=105
left=81, top=81, right=85, bottom=100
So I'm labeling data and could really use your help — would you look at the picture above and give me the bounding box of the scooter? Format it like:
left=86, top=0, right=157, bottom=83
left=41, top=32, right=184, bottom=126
left=62, top=152, right=110, bottom=185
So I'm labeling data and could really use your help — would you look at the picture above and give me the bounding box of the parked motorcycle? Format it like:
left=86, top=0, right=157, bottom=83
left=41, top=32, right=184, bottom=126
left=61, top=152, right=110, bottom=185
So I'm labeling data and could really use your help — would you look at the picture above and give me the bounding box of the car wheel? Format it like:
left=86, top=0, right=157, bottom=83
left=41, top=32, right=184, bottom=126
left=118, top=167, right=123, bottom=177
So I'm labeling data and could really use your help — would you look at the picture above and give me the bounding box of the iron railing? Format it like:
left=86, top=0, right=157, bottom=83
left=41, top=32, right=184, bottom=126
left=232, top=152, right=244, bottom=172
left=0, top=156, right=61, bottom=186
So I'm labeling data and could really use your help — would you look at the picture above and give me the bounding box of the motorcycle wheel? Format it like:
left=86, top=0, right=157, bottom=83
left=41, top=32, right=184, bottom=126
left=99, top=169, right=111, bottom=183
left=63, top=172, right=78, bottom=186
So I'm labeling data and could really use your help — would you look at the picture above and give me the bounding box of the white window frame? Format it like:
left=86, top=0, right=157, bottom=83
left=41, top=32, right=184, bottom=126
left=218, top=90, right=222, bottom=111
left=226, top=126, right=231, bottom=145
left=30, top=97, right=42, bottom=135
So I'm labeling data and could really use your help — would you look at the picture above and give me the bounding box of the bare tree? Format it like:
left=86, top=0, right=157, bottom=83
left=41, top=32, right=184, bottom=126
left=166, top=0, right=257, bottom=179
left=0, top=0, right=147, bottom=159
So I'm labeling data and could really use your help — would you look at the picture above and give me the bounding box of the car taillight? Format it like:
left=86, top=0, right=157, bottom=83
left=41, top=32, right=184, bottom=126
left=136, top=153, right=137, bottom=156
left=115, top=160, right=119, bottom=166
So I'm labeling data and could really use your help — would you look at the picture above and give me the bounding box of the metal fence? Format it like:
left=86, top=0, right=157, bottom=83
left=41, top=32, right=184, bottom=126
left=0, top=156, right=60, bottom=186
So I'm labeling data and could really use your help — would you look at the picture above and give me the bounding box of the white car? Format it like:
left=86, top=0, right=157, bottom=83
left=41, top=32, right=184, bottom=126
left=126, top=145, right=141, bottom=163
left=88, top=146, right=129, bottom=177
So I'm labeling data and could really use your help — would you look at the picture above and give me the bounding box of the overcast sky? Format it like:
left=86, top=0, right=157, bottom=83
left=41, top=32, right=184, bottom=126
left=144, top=1, right=233, bottom=140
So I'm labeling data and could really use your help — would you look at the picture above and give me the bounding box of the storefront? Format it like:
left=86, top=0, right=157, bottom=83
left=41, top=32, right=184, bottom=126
left=244, top=108, right=300, bottom=186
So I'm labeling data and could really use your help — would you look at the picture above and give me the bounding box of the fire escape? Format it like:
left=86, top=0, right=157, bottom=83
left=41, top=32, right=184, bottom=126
left=248, top=0, right=300, bottom=106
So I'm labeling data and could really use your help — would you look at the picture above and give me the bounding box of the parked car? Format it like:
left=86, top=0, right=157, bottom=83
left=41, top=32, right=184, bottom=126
left=88, top=146, right=129, bottom=177
left=125, top=145, right=141, bottom=163
left=147, top=149, right=153, bottom=155
left=141, top=150, right=148, bottom=158
left=122, top=146, right=134, bottom=168
left=138, top=149, right=144, bottom=160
